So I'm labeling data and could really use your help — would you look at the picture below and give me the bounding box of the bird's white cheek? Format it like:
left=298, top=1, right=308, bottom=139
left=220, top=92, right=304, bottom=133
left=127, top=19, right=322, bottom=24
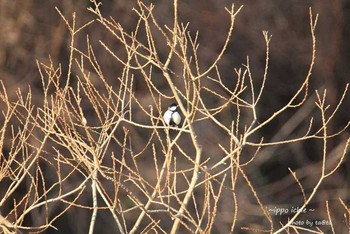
left=169, top=106, right=178, bottom=111
left=172, top=112, right=181, bottom=125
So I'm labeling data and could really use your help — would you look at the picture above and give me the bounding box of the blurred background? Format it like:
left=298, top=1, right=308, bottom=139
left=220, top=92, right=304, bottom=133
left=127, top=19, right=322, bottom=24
left=0, top=0, right=349, bottom=233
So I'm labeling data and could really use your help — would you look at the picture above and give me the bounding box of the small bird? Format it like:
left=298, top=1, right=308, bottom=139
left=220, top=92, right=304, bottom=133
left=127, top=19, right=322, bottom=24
left=163, top=103, right=181, bottom=127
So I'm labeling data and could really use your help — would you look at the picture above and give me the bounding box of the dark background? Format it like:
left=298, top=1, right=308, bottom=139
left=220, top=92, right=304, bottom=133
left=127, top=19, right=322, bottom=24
left=1, top=1, right=349, bottom=128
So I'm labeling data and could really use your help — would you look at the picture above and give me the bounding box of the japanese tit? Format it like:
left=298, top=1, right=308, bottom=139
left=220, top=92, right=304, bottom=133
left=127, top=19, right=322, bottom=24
left=163, top=103, right=181, bottom=127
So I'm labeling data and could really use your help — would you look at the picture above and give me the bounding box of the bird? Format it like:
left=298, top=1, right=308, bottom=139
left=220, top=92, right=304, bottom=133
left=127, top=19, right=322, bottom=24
left=163, top=103, right=181, bottom=127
